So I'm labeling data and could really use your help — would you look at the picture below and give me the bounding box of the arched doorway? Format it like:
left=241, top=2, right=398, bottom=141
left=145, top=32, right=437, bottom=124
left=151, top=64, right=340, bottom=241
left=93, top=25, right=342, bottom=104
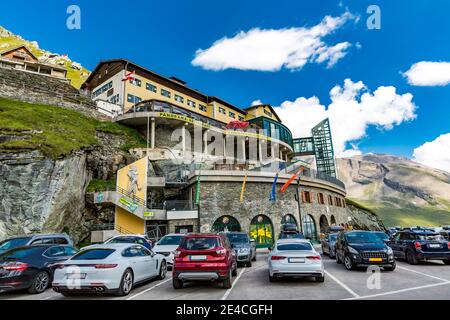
left=330, top=215, right=336, bottom=226
left=249, top=215, right=274, bottom=248
left=281, top=214, right=298, bottom=229
left=212, top=215, right=241, bottom=232
left=319, top=215, right=329, bottom=233
left=302, top=215, right=317, bottom=241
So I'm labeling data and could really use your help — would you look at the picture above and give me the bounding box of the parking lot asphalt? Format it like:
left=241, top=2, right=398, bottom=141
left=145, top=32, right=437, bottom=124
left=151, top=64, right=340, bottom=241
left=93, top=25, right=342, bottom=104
left=3, top=247, right=450, bottom=301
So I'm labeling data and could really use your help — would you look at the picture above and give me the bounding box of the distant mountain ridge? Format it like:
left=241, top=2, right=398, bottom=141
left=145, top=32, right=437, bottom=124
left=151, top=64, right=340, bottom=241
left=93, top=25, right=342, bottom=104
left=0, top=26, right=90, bottom=88
left=337, top=154, right=450, bottom=227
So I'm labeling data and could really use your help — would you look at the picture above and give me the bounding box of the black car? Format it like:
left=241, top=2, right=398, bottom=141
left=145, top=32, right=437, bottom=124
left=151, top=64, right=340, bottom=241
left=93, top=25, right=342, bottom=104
left=389, top=230, right=450, bottom=265
left=0, top=244, right=78, bottom=294
left=335, top=231, right=396, bottom=271
left=279, top=224, right=305, bottom=240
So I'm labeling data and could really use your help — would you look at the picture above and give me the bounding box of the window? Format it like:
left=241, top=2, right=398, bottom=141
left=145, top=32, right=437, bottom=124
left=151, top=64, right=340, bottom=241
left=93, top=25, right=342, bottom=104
left=0, top=237, right=31, bottom=251
left=54, top=237, right=69, bottom=245
left=328, top=195, right=333, bottom=206
left=146, top=82, right=157, bottom=93
left=71, top=249, right=115, bottom=260
left=317, top=193, right=325, bottom=205
left=109, top=94, right=120, bottom=104
left=64, top=246, right=78, bottom=256
left=161, top=89, right=171, bottom=98
left=44, top=246, right=66, bottom=257
left=277, top=243, right=312, bottom=251
left=122, top=246, right=141, bottom=258
left=187, top=99, right=196, bottom=108
left=264, top=109, right=272, bottom=117
left=302, top=191, right=312, bottom=204
left=219, top=107, right=226, bottom=114
left=174, top=94, right=184, bottom=103
left=180, top=237, right=220, bottom=250
left=92, top=81, right=113, bottom=98
left=238, top=116, right=245, bottom=122
left=127, top=94, right=142, bottom=104
left=229, top=111, right=236, bottom=119
left=199, top=104, right=207, bottom=112
left=158, top=235, right=184, bottom=246
left=30, top=238, right=54, bottom=245
left=129, top=78, right=141, bottom=87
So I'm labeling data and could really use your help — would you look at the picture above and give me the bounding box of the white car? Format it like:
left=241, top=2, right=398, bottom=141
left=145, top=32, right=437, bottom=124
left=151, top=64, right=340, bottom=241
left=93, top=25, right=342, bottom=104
left=268, top=239, right=325, bottom=283
left=52, top=243, right=166, bottom=296
left=151, top=233, right=185, bottom=267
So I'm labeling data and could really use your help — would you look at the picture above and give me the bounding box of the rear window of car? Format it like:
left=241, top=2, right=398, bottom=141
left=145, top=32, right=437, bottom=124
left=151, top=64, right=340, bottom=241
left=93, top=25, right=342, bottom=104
left=180, top=237, right=219, bottom=250
left=416, top=234, right=444, bottom=241
left=0, top=246, right=44, bottom=261
left=277, top=243, right=312, bottom=251
left=108, top=237, right=145, bottom=245
left=0, top=237, right=31, bottom=251
left=226, top=233, right=249, bottom=244
left=71, top=249, right=115, bottom=260
left=158, top=235, right=184, bottom=246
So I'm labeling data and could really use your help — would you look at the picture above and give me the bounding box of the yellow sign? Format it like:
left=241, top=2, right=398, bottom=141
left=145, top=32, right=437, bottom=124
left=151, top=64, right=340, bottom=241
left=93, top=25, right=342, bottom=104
left=144, top=211, right=155, bottom=217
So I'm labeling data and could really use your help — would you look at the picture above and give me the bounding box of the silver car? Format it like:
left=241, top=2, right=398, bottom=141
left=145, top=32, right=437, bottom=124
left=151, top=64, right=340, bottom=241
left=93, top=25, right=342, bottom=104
left=268, top=239, right=325, bottom=282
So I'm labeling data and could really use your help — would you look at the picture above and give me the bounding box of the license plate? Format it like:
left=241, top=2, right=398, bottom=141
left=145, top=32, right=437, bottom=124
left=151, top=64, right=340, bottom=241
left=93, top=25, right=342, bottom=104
left=189, top=255, right=207, bottom=261
left=429, top=244, right=441, bottom=248
left=289, top=257, right=305, bottom=263
left=66, top=273, right=86, bottom=279
left=369, top=258, right=383, bottom=262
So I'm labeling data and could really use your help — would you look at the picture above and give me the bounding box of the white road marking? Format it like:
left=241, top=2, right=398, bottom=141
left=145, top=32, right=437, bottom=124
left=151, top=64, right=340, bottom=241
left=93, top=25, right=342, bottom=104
left=346, top=281, right=450, bottom=300
left=221, top=268, right=246, bottom=301
left=126, top=278, right=171, bottom=300
left=324, top=270, right=360, bottom=298
left=397, top=265, right=449, bottom=282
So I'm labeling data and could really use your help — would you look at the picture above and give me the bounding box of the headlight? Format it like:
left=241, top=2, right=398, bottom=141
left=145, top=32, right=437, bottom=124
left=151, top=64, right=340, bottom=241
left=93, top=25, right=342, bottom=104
left=348, top=246, right=359, bottom=255
left=387, top=247, right=393, bottom=255
left=239, top=248, right=250, bottom=253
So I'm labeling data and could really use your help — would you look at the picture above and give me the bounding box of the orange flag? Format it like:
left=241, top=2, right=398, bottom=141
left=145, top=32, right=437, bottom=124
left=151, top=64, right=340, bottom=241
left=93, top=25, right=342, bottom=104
left=279, top=168, right=305, bottom=193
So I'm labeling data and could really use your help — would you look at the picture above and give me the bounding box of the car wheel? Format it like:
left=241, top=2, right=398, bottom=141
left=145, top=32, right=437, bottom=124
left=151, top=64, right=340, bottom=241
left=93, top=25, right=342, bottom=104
left=336, top=252, right=342, bottom=264
left=384, top=262, right=396, bottom=271
left=115, top=269, right=133, bottom=296
left=157, top=260, right=167, bottom=280
left=344, top=255, right=354, bottom=270
left=315, top=276, right=325, bottom=283
left=252, top=254, right=257, bottom=262
left=28, top=271, right=50, bottom=294
left=269, top=272, right=277, bottom=282
left=173, top=277, right=183, bottom=289
left=330, top=249, right=335, bottom=259
left=444, top=259, right=450, bottom=265
left=247, top=260, right=252, bottom=267
left=222, top=269, right=232, bottom=289
left=406, top=250, right=418, bottom=265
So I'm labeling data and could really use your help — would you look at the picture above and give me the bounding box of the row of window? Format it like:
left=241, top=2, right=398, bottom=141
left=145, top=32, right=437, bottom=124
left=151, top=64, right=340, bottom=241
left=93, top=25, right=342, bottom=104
left=127, top=94, right=142, bottom=104
left=263, top=109, right=273, bottom=118
left=109, top=93, right=120, bottom=105
left=93, top=81, right=113, bottom=98
left=301, top=191, right=346, bottom=208
left=218, top=107, right=245, bottom=121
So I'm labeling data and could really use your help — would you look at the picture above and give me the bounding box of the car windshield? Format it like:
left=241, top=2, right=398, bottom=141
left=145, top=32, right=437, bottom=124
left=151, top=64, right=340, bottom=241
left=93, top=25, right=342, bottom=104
left=0, top=246, right=44, bottom=261
left=71, top=249, right=115, bottom=260
left=158, top=235, right=184, bottom=246
left=226, top=234, right=249, bottom=244
left=416, top=234, right=444, bottom=241
left=373, top=232, right=389, bottom=241
left=277, top=243, right=312, bottom=251
left=0, top=237, right=31, bottom=251
left=345, top=232, right=383, bottom=244
left=180, top=237, right=219, bottom=250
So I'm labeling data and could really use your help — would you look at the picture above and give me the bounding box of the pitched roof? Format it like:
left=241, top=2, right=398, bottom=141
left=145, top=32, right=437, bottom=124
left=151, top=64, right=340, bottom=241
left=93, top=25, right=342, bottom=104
left=0, top=45, right=39, bottom=61
left=245, top=104, right=282, bottom=122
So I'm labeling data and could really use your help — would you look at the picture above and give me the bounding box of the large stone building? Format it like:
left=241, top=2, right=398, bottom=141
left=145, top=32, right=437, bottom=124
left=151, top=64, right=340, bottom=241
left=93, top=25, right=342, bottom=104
left=83, top=59, right=348, bottom=248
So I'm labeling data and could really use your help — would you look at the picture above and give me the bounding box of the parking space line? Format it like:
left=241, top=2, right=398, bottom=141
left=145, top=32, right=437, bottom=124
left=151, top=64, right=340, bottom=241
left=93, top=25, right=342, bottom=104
left=126, top=278, right=171, bottom=300
left=346, top=281, right=450, bottom=300
left=324, top=270, right=360, bottom=298
left=396, top=265, right=449, bottom=283
left=221, top=267, right=246, bottom=301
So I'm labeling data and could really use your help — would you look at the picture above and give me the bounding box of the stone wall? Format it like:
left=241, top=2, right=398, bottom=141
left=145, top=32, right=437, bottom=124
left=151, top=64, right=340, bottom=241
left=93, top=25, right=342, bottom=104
left=168, top=219, right=199, bottom=234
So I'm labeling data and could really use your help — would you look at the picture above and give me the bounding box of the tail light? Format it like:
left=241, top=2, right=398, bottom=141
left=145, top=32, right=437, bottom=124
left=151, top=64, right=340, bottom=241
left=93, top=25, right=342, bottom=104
left=414, top=242, right=422, bottom=250
left=307, top=255, right=322, bottom=261
left=94, top=264, right=118, bottom=269
left=215, top=248, right=227, bottom=256
left=3, top=262, right=28, bottom=272
left=271, top=256, right=286, bottom=261
left=174, top=250, right=181, bottom=257
left=447, top=242, right=450, bottom=250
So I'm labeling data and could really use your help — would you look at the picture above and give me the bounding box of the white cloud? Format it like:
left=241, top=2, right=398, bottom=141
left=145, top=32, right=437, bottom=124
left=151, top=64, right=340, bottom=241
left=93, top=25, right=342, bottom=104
left=403, top=61, right=450, bottom=86
left=413, top=133, right=450, bottom=173
left=274, top=79, right=417, bottom=157
left=251, top=99, right=263, bottom=106
left=192, top=12, right=357, bottom=72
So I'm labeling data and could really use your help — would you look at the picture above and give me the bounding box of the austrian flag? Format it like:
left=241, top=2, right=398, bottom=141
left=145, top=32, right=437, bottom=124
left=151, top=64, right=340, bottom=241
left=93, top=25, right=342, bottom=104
left=122, top=70, right=136, bottom=82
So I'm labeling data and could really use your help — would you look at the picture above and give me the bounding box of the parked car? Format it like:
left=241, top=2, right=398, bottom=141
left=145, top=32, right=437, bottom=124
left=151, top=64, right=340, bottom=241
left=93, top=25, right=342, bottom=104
left=172, top=233, right=237, bottom=289
left=0, top=244, right=78, bottom=294
left=335, top=231, right=396, bottom=271
left=52, top=243, right=167, bottom=296
left=321, top=233, right=338, bottom=258
left=83, top=235, right=152, bottom=251
left=387, top=227, right=401, bottom=238
left=268, top=239, right=325, bottom=282
left=279, top=231, right=305, bottom=240
left=388, top=230, right=450, bottom=265
left=152, top=233, right=185, bottom=268
left=224, top=232, right=256, bottom=267
left=0, top=234, right=73, bottom=255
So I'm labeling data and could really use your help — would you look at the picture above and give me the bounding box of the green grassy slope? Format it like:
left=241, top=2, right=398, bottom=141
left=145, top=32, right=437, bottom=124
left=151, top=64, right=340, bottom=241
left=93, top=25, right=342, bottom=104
left=0, top=98, right=146, bottom=159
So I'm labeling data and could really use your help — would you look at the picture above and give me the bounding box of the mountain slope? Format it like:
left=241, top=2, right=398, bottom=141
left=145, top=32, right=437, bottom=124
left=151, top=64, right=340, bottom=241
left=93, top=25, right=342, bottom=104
left=0, top=26, right=89, bottom=88
left=337, top=154, right=450, bottom=227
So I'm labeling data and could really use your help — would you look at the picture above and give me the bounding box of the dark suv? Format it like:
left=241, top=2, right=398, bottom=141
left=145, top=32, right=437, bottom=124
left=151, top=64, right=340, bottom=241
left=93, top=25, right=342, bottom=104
left=172, top=233, right=237, bottom=289
left=389, top=230, right=450, bottom=265
left=335, top=231, right=396, bottom=271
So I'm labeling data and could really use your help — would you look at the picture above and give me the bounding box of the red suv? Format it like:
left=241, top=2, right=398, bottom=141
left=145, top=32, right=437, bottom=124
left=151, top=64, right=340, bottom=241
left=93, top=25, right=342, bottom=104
left=172, top=233, right=237, bottom=289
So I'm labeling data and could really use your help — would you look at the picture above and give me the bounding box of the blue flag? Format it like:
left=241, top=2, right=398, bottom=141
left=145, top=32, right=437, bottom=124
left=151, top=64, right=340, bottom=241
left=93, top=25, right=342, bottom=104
left=269, top=174, right=279, bottom=202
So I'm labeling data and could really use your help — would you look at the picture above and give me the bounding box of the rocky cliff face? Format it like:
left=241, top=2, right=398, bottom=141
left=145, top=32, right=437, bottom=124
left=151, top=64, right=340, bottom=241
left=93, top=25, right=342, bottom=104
left=0, top=133, right=135, bottom=243
left=337, top=154, right=450, bottom=227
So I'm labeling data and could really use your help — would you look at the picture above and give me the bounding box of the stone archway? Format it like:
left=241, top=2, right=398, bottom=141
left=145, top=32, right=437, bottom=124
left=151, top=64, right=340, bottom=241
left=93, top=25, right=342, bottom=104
left=319, top=215, right=329, bottom=233
left=249, top=215, right=274, bottom=248
left=330, top=215, right=336, bottom=226
left=281, top=214, right=298, bottom=229
left=211, top=215, right=241, bottom=232
left=302, top=214, right=318, bottom=241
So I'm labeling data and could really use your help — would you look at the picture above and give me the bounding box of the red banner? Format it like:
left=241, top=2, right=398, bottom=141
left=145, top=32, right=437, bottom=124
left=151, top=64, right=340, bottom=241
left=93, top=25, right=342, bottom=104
left=226, top=121, right=250, bottom=130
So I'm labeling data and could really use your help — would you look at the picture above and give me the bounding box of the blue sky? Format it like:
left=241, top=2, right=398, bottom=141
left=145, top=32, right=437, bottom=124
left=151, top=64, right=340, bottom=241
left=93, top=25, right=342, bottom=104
left=1, top=0, right=449, bottom=169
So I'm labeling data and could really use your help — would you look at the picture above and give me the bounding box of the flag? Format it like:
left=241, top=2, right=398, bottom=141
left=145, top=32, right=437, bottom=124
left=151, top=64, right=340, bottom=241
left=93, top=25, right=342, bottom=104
left=240, top=173, right=248, bottom=203
left=269, top=173, right=279, bottom=202
left=279, top=168, right=305, bottom=193
left=195, top=163, right=203, bottom=204
left=122, top=70, right=135, bottom=82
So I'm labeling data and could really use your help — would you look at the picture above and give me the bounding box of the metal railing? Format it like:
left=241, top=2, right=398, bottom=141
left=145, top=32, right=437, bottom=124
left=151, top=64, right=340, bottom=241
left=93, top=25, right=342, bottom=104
left=117, top=186, right=146, bottom=207
left=165, top=200, right=199, bottom=211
